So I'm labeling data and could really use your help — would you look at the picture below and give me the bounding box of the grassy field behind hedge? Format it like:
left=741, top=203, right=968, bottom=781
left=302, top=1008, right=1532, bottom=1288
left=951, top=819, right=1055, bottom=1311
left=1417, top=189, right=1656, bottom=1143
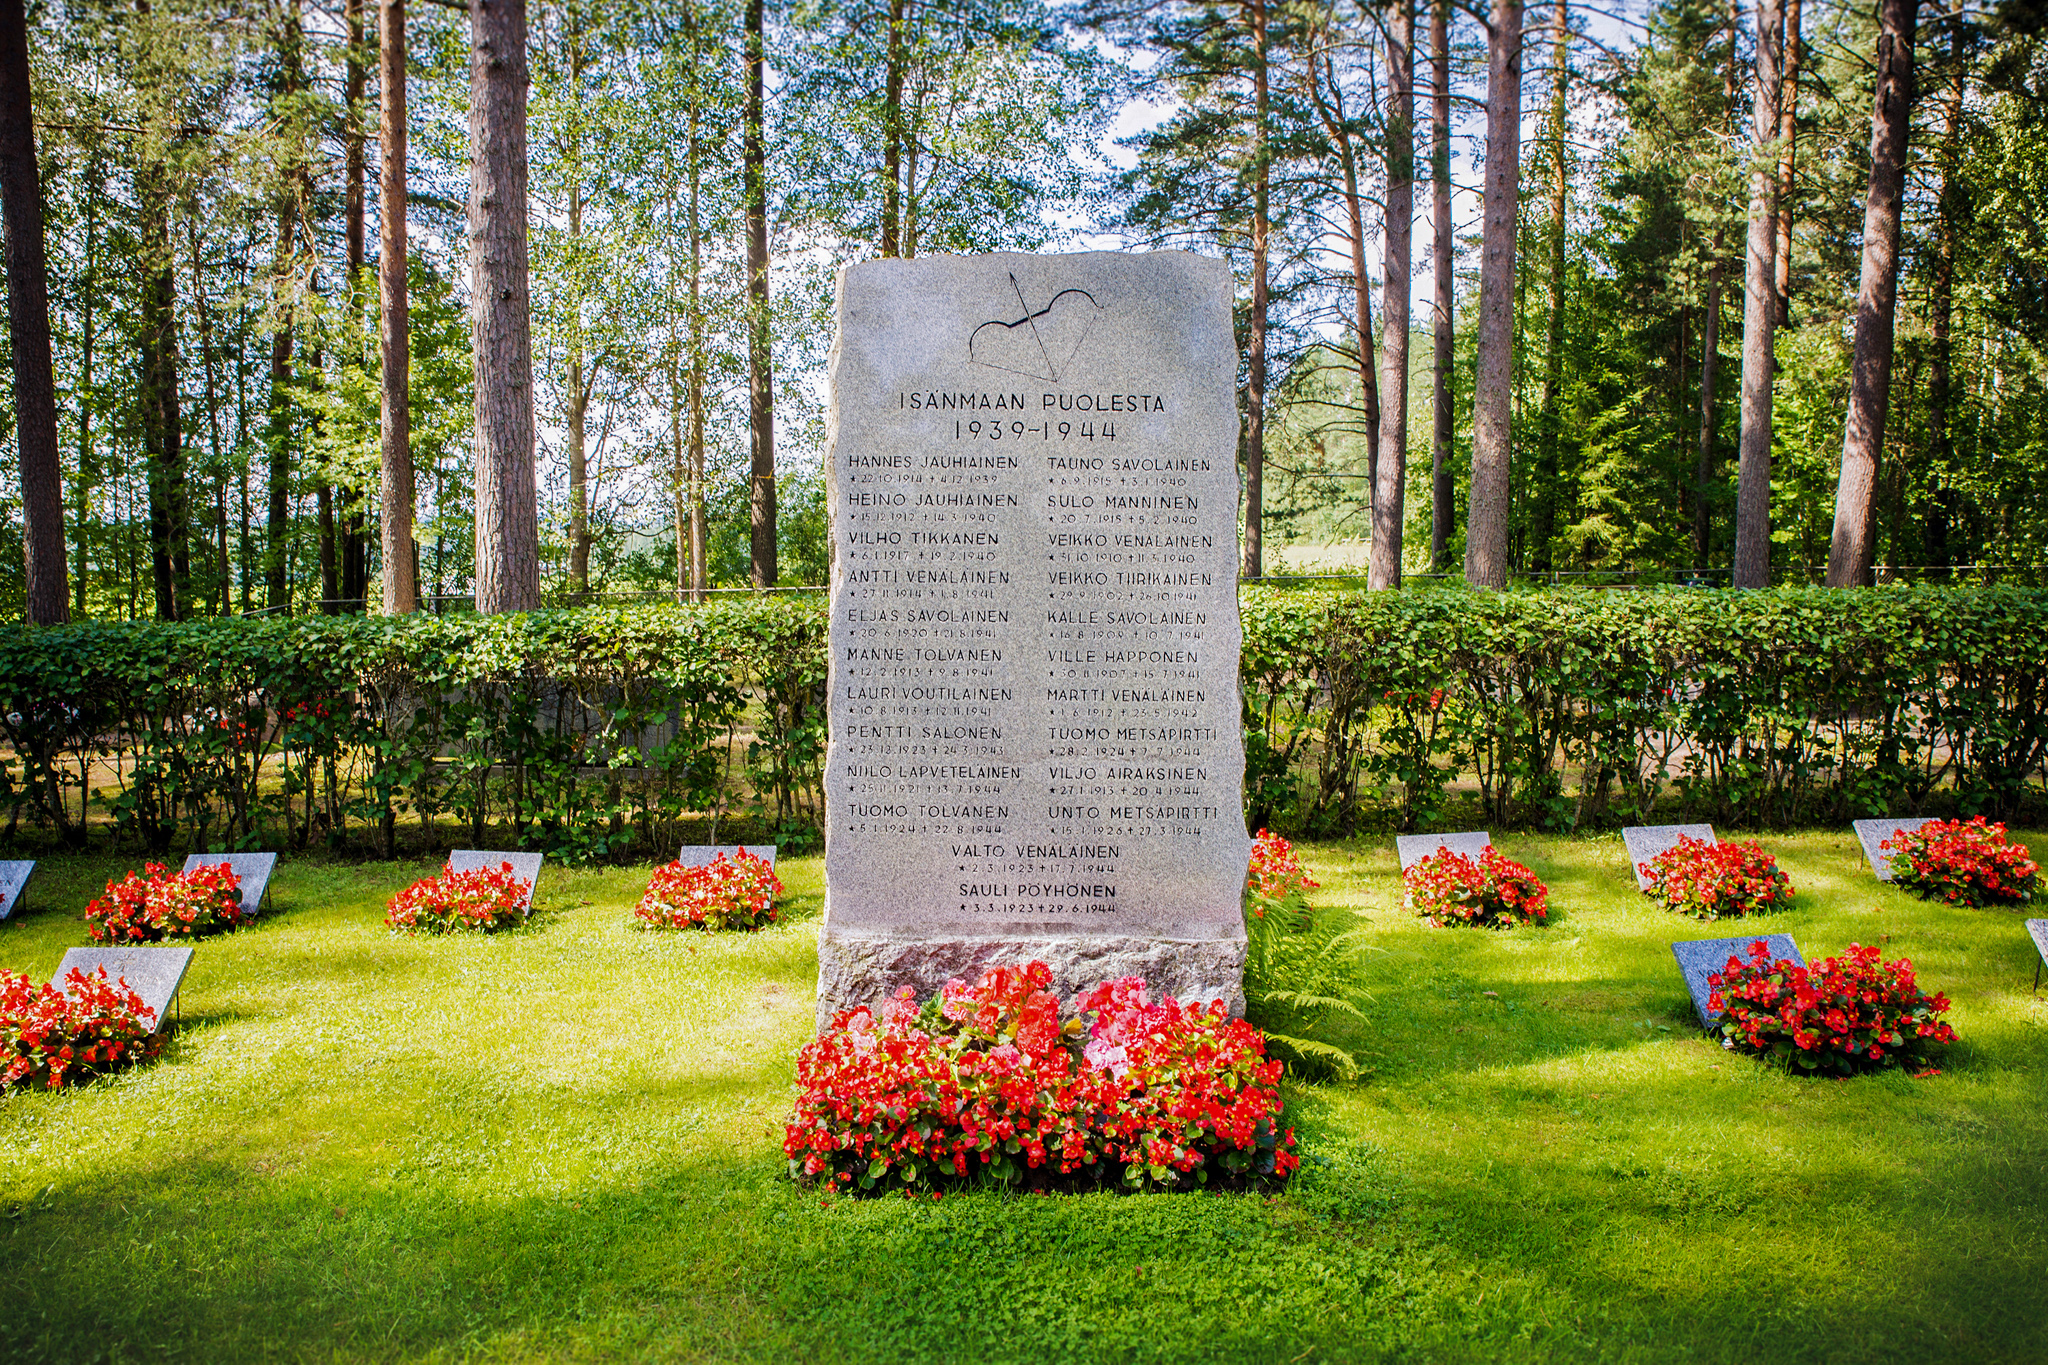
left=1, top=833, right=2044, bottom=1364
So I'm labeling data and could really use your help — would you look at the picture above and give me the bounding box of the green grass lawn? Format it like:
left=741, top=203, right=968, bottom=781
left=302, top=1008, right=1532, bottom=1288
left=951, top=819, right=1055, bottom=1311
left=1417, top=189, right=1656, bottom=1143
left=1, top=832, right=2044, bottom=1364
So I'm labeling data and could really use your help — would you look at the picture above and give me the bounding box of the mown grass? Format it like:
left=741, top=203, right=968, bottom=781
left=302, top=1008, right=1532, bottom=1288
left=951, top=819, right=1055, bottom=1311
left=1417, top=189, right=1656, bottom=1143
left=0, top=832, right=2044, bottom=1364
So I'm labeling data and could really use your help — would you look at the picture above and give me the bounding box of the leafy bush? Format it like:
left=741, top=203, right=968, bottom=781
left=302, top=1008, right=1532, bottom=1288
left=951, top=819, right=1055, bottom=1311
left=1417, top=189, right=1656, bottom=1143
left=784, top=962, right=1298, bottom=1195
left=83, top=862, right=247, bottom=943
left=1639, top=836, right=1793, bottom=919
left=1242, top=831, right=1368, bottom=1080
left=1403, top=845, right=1551, bottom=928
left=5, top=586, right=2047, bottom=856
left=1882, top=817, right=2039, bottom=907
left=1, top=967, right=164, bottom=1090
left=1707, top=940, right=1957, bottom=1076
left=634, top=849, right=783, bottom=931
left=385, top=861, right=531, bottom=934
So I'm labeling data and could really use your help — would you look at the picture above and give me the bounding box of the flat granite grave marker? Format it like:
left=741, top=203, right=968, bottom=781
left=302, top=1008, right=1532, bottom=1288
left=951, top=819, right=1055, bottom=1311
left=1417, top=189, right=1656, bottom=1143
left=1670, top=934, right=1804, bottom=1029
left=1395, top=832, right=1493, bottom=872
left=1852, top=816, right=1936, bottom=882
left=677, top=844, right=778, bottom=869
left=817, top=250, right=1251, bottom=1023
left=1622, top=824, right=1717, bottom=891
left=52, top=945, right=194, bottom=1031
left=0, top=860, right=35, bottom=920
left=182, top=852, right=277, bottom=917
left=448, top=850, right=543, bottom=912
left=2028, top=919, right=2048, bottom=993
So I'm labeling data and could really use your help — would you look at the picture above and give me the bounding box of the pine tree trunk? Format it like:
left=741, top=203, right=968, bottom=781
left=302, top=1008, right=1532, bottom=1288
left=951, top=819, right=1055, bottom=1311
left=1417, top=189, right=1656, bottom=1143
left=340, top=0, right=368, bottom=609
left=567, top=183, right=590, bottom=597
left=379, top=0, right=417, bottom=614
left=1696, top=247, right=1723, bottom=569
left=746, top=0, right=776, bottom=588
left=1465, top=0, right=1521, bottom=589
left=145, top=193, right=186, bottom=620
left=1369, top=0, right=1414, bottom=590
left=1773, top=0, right=1800, bottom=326
left=1430, top=0, right=1454, bottom=571
left=469, top=0, right=540, bottom=612
left=1825, top=0, right=1918, bottom=587
left=1242, top=0, right=1269, bottom=581
left=1305, top=46, right=1378, bottom=500
left=1532, top=0, right=1568, bottom=572
left=265, top=197, right=294, bottom=612
left=1926, top=21, right=1962, bottom=567
left=880, top=0, right=907, bottom=257
left=1732, top=0, right=1781, bottom=590
left=0, top=0, right=66, bottom=622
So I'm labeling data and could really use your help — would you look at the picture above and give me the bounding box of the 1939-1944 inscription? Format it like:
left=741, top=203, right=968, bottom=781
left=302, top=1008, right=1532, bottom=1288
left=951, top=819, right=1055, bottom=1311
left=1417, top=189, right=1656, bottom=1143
left=815, top=251, right=1252, bottom=1023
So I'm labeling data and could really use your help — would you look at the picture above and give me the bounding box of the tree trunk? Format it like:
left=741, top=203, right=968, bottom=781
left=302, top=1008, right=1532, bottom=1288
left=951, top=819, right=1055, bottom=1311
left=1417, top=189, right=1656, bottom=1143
left=144, top=188, right=186, bottom=620
left=1926, top=19, right=1962, bottom=567
left=685, top=0, right=708, bottom=601
left=73, top=180, right=96, bottom=618
left=1825, top=0, right=1918, bottom=586
left=1696, top=0, right=1737, bottom=571
left=1369, top=0, right=1414, bottom=590
left=379, top=0, right=417, bottom=614
left=567, top=178, right=591, bottom=596
left=0, top=0, right=66, bottom=622
left=341, top=0, right=368, bottom=609
left=1305, top=50, right=1379, bottom=501
left=265, top=196, right=294, bottom=612
left=880, top=0, right=907, bottom=256
left=1465, top=0, right=1521, bottom=589
left=1773, top=0, right=1800, bottom=326
left=1695, top=247, right=1723, bottom=569
left=1430, top=0, right=1453, bottom=571
left=1532, top=0, right=1568, bottom=572
left=1732, top=0, right=1781, bottom=589
left=746, top=0, right=776, bottom=588
left=1242, top=0, right=1269, bottom=581
left=470, top=0, right=540, bottom=612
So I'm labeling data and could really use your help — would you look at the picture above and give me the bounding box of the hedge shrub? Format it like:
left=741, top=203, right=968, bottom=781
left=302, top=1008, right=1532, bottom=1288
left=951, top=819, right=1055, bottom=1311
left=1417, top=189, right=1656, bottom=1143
left=0, top=585, right=2041, bottom=857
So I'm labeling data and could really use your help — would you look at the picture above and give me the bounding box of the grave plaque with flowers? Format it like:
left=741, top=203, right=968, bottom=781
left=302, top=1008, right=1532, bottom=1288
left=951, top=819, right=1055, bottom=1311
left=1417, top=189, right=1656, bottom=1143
left=816, top=251, right=1252, bottom=1026
left=182, top=852, right=276, bottom=918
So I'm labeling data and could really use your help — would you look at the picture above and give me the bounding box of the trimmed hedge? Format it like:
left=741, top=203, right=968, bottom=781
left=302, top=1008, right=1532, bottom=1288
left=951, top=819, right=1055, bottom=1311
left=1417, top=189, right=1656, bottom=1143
left=1240, top=585, right=2048, bottom=833
left=0, top=586, right=2041, bottom=857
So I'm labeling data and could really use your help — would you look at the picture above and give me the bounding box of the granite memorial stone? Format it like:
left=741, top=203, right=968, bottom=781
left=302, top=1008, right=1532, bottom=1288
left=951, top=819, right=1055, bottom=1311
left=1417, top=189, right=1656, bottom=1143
left=817, top=250, right=1251, bottom=1023
left=1852, top=816, right=1935, bottom=882
left=1622, top=823, right=1717, bottom=891
left=678, top=844, right=778, bottom=869
left=449, top=850, right=544, bottom=912
left=2028, top=919, right=2048, bottom=993
left=52, top=945, right=194, bottom=1031
left=1670, top=933, right=1803, bottom=1029
left=182, top=852, right=277, bottom=917
left=1395, top=832, right=1493, bottom=872
left=0, top=860, right=35, bottom=920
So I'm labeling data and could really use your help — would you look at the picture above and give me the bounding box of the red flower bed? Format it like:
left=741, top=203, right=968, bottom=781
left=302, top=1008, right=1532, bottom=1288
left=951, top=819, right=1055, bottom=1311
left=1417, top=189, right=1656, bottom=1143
left=784, top=961, right=1298, bottom=1194
left=1247, top=828, right=1320, bottom=909
left=1640, top=836, right=1792, bottom=919
left=1404, top=846, right=1549, bottom=928
left=1707, top=939, right=1957, bottom=1076
left=1882, top=817, right=2039, bottom=908
left=385, top=861, right=531, bottom=934
left=84, top=862, right=247, bottom=943
left=2, top=968, right=164, bottom=1090
left=635, top=849, right=783, bottom=931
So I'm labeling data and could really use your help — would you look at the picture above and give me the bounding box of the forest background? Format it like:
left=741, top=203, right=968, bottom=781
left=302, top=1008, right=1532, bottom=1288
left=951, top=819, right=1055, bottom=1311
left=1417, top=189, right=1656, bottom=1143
left=2, top=0, right=2046, bottom=623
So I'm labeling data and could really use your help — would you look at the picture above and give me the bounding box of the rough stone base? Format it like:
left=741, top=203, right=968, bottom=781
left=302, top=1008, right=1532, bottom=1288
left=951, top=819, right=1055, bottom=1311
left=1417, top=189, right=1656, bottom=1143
left=815, top=929, right=1247, bottom=1032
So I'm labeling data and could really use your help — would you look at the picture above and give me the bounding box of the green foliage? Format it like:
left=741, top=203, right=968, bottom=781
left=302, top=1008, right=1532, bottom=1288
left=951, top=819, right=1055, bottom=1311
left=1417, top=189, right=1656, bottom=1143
left=5, top=584, right=2048, bottom=856
left=0, top=599, right=827, bottom=861
left=1238, top=584, right=2048, bottom=835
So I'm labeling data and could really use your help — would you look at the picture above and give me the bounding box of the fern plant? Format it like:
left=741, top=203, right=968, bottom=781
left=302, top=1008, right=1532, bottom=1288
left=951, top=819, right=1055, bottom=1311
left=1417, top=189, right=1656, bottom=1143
left=1241, top=831, right=1374, bottom=1080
